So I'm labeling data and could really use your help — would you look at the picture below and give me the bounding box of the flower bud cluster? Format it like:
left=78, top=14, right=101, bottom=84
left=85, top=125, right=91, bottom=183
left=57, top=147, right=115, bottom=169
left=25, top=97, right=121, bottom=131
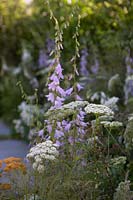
left=27, top=140, right=59, bottom=173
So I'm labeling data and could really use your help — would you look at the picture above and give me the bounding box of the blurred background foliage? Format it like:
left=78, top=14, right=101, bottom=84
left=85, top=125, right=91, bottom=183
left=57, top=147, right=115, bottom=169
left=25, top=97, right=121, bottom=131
left=0, top=0, right=133, bottom=122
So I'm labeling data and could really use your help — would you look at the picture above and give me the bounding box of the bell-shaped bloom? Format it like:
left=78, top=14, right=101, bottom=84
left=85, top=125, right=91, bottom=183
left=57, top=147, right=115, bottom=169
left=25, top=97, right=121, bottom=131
left=56, top=86, right=66, bottom=97
left=46, top=93, right=55, bottom=103
left=55, top=63, right=64, bottom=79
left=77, top=83, right=83, bottom=92
left=65, top=87, right=73, bottom=96
left=54, top=129, right=64, bottom=139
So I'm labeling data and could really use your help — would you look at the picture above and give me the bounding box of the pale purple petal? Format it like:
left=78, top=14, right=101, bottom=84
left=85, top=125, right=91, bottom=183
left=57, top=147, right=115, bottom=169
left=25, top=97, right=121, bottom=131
left=50, top=74, right=59, bottom=84
left=46, top=93, right=55, bottom=103
left=77, top=83, right=83, bottom=92
left=55, top=63, right=64, bottom=79
left=68, top=136, right=74, bottom=145
left=64, top=123, right=71, bottom=132
left=56, top=86, right=66, bottom=97
left=55, top=140, right=62, bottom=147
left=47, top=124, right=52, bottom=133
left=54, top=129, right=64, bottom=139
left=38, top=129, right=44, bottom=137
left=65, top=87, right=73, bottom=96
left=57, top=121, right=62, bottom=130
left=54, top=96, right=65, bottom=108
left=48, top=82, right=57, bottom=91
left=75, top=95, right=83, bottom=101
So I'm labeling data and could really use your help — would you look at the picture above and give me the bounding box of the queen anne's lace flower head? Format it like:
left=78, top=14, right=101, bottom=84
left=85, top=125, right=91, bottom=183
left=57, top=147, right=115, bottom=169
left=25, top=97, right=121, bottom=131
left=84, top=103, right=114, bottom=116
left=100, top=121, right=123, bottom=128
left=27, top=140, right=59, bottom=173
left=24, top=194, right=40, bottom=200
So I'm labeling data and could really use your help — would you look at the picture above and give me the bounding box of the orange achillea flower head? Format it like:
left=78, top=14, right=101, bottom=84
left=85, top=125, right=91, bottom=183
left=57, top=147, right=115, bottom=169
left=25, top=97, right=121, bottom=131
left=3, top=157, right=26, bottom=173
left=0, top=160, right=2, bottom=168
left=0, top=183, right=11, bottom=190
left=3, top=157, right=21, bottom=164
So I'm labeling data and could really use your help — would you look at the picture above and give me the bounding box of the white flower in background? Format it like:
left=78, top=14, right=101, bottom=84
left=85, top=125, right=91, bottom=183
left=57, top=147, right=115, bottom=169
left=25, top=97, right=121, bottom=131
left=128, top=114, right=133, bottom=121
left=22, top=48, right=31, bottom=62
left=67, top=0, right=72, bottom=4
left=100, top=121, right=123, bottom=128
left=24, top=194, right=40, bottom=200
left=90, top=92, right=119, bottom=111
left=91, top=92, right=107, bottom=103
left=27, top=140, right=59, bottom=173
left=110, top=156, right=127, bottom=167
left=59, top=101, right=88, bottom=110
left=87, top=136, right=99, bottom=145
left=103, top=97, right=119, bottom=111
left=13, top=119, right=25, bottom=135
left=124, top=75, right=133, bottom=103
left=18, top=101, right=39, bottom=126
left=98, top=115, right=114, bottom=122
left=84, top=103, right=114, bottom=116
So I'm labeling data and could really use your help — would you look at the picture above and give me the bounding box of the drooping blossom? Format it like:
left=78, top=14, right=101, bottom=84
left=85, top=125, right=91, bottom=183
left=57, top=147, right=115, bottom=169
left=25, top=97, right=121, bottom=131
left=46, top=93, right=55, bottom=103
left=55, top=63, right=64, bottom=79
left=77, top=83, right=83, bottom=92
left=54, top=129, right=64, bottom=139
left=54, top=96, right=65, bottom=108
left=46, top=59, right=66, bottom=109
left=45, top=52, right=86, bottom=146
left=75, top=95, right=83, bottom=101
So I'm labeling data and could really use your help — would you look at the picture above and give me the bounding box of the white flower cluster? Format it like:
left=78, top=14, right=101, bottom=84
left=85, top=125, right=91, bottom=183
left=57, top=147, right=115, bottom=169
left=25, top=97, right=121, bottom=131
left=90, top=92, right=119, bottom=111
left=128, top=114, right=133, bottom=122
left=24, top=194, right=40, bottom=200
left=103, top=97, right=119, bottom=111
left=110, top=156, right=127, bottom=167
left=27, top=140, right=59, bottom=173
left=84, top=103, right=114, bottom=116
left=91, top=91, right=107, bottom=102
left=45, top=101, right=88, bottom=121
left=13, top=119, right=25, bottom=135
left=19, top=101, right=39, bottom=126
left=59, top=101, right=88, bottom=110
left=87, top=136, right=99, bottom=145
left=100, top=121, right=123, bottom=128
left=22, top=48, right=31, bottom=62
